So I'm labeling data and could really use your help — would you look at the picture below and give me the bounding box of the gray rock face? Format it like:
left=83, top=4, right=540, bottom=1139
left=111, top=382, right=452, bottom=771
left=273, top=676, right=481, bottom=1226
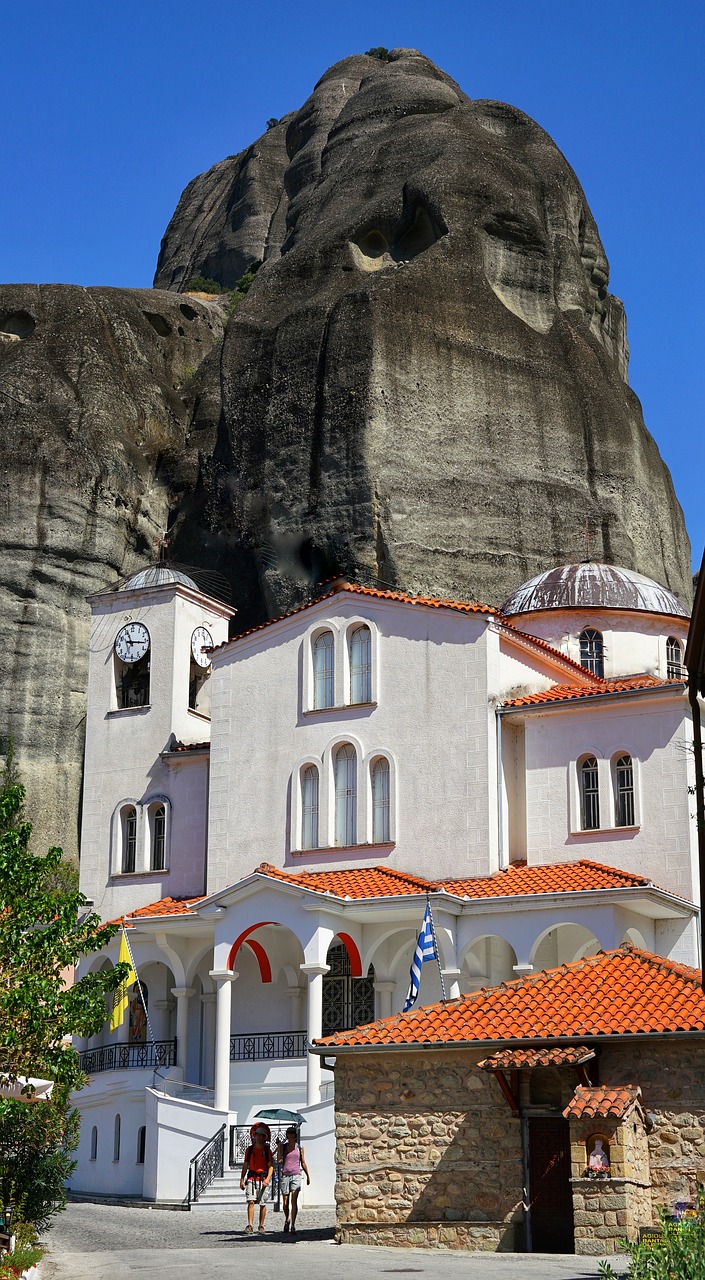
left=0, top=285, right=224, bottom=854
left=159, top=50, right=691, bottom=621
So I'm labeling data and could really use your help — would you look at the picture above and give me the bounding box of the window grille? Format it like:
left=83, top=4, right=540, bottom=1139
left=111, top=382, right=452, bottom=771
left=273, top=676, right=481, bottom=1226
left=151, top=806, right=166, bottom=871
left=350, top=625, right=372, bottom=703
left=615, top=754, right=635, bottom=827
left=666, top=637, right=682, bottom=680
left=334, top=745, right=357, bottom=846
left=372, top=757, right=390, bottom=842
left=579, top=629, right=604, bottom=678
left=301, top=766, right=319, bottom=850
left=122, top=808, right=137, bottom=873
left=313, top=632, right=335, bottom=708
left=580, top=757, right=600, bottom=830
left=322, top=943, right=375, bottom=1035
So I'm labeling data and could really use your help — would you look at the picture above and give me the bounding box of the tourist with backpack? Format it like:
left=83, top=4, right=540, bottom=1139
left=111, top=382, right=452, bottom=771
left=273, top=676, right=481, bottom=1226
left=240, top=1123, right=274, bottom=1234
left=276, top=1125, right=310, bottom=1234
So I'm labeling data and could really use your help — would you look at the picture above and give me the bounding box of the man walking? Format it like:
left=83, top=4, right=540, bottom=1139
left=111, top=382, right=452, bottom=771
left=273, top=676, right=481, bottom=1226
left=240, top=1123, right=274, bottom=1234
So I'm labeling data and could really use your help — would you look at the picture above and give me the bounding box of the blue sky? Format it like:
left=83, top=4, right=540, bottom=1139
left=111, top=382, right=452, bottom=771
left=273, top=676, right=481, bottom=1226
left=2, top=1, right=703, bottom=569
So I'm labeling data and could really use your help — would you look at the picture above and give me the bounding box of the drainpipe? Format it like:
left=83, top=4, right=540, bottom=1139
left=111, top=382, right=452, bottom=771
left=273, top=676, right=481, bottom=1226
left=496, top=708, right=508, bottom=870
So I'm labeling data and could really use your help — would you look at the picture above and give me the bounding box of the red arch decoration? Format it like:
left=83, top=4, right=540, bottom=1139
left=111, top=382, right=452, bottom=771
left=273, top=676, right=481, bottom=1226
left=227, top=922, right=275, bottom=971
left=245, top=938, right=272, bottom=984
left=335, top=932, right=363, bottom=978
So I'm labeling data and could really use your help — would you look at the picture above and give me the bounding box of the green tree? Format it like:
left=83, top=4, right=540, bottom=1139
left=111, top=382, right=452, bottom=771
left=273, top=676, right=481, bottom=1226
left=184, top=275, right=223, bottom=294
left=0, top=767, right=127, bottom=1231
left=365, top=46, right=389, bottom=61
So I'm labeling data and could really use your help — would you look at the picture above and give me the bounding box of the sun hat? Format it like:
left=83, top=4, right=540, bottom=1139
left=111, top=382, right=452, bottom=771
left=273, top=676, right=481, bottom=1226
left=250, top=1121, right=271, bottom=1141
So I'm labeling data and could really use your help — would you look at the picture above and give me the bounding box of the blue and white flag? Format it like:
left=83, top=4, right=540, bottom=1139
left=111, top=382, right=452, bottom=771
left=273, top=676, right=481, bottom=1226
left=403, top=902, right=438, bottom=1012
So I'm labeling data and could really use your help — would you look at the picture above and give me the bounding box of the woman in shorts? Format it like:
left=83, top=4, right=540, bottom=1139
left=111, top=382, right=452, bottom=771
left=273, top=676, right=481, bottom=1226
left=276, top=1126, right=310, bottom=1234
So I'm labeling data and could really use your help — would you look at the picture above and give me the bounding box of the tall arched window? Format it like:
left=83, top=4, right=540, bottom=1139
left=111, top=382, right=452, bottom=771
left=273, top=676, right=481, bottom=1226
left=334, top=744, right=357, bottom=846
left=322, top=942, right=375, bottom=1035
left=313, top=631, right=335, bottom=709
left=137, top=1126, right=146, bottom=1165
left=371, top=757, right=390, bottom=843
left=666, top=637, right=682, bottom=679
left=301, top=766, right=320, bottom=850
left=113, top=1113, right=121, bottom=1162
left=580, top=756, right=600, bottom=830
left=614, top=754, right=635, bottom=827
left=350, top=625, right=372, bottom=704
left=579, top=629, right=604, bottom=678
left=90, top=1125, right=98, bottom=1161
left=122, top=807, right=137, bottom=873
left=151, top=805, right=166, bottom=871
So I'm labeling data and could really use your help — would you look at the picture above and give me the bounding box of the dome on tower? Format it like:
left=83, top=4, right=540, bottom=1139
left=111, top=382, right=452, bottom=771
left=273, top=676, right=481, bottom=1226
left=122, top=565, right=199, bottom=592
left=500, top=563, right=689, bottom=619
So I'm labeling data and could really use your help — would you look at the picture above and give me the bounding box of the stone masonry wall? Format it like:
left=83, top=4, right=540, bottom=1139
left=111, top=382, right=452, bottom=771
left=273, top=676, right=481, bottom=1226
left=333, top=1050, right=524, bottom=1250
left=568, top=1113, right=652, bottom=1255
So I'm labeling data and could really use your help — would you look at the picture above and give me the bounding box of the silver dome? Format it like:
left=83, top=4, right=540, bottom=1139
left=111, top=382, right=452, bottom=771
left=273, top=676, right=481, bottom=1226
left=500, top=562, right=689, bottom=619
left=122, top=566, right=199, bottom=592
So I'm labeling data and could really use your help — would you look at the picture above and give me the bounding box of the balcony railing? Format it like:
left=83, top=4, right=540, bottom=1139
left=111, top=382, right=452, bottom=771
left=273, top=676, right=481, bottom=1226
left=78, top=1039, right=177, bottom=1074
left=230, top=1030, right=306, bottom=1061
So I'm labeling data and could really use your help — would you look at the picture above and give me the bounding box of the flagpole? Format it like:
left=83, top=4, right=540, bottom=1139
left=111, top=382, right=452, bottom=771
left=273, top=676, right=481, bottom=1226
left=426, top=892, right=447, bottom=1002
left=121, top=925, right=158, bottom=1046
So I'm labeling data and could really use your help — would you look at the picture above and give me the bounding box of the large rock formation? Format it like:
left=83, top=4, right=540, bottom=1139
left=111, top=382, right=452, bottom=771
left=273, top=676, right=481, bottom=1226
left=0, top=286, right=225, bottom=855
left=156, top=49, right=691, bottom=624
left=0, top=49, right=692, bottom=852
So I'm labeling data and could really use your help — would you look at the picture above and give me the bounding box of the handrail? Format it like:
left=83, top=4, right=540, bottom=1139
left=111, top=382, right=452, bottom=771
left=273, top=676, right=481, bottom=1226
left=79, top=1040, right=176, bottom=1074
left=188, top=1123, right=226, bottom=1205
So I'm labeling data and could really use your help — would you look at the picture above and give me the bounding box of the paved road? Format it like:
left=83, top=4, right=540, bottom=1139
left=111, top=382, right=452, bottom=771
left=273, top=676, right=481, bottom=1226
left=41, top=1202, right=628, bottom=1280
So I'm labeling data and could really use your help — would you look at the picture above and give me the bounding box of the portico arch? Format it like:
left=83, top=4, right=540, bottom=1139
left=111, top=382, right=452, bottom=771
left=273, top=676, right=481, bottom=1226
left=531, top=922, right=600, bottom=971
left=461, top=935, right=517, bottom=991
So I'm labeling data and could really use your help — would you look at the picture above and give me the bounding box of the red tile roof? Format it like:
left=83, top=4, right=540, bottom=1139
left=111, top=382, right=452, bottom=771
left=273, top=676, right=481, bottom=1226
left=499, top=622, right=602, bottom=682
left=563, top=1084, right=642, bottom=1120
left=314, top=946, right=705, bottom=1049
left=171, top=741, right=210, bottom=753
left=254, top=858, right=654, bottom=901
left=108, top=897, right=204, bottom=927
left=503, top=675, right=682, bottom=708
left=478, top=1045, right=595, bottom=1070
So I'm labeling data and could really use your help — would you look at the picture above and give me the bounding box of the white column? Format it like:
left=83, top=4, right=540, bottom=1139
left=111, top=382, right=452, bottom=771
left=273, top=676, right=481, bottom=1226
left=171, top=986, right=195, bottom=1073
left=201, top=993, right=216, bottom=1088
left=441, top=968, right=462, bottom=1000
left=300, top=962, right=329, bottom=1106
left=374, top=980, right=396, bottom=1019
left=210, top=969, right=237, bottom=1113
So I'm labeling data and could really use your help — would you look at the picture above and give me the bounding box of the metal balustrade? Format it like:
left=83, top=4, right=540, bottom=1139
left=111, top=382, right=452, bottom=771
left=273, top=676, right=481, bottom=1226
left=229, top=1030, right=306, bottom=1061
left=188, top=1124, right=226, bottom=1204
left=78, top=1039, right=176, bottom=1073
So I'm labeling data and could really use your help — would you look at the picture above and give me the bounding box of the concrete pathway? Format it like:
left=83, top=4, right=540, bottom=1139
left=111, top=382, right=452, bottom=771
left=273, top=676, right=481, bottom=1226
left=41, top=1202, right=628, bottom=1280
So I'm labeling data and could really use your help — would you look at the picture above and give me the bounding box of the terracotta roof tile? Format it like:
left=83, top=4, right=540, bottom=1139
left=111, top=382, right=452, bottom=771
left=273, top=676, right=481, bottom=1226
left=563, top=1084, right=642, bottom=1120
left=478, top=1045, right=595, bottom=1070
left=502, top=675, right=682, bottom=708
left=499, top=622, right=603, bottom=681
left=171, top=741, right=210, bottom=752
left=108, top=897, right=204, bottom=926
left=254, top=862, right=431, bottom=898
left=314, top=947, right=705, bottom=1048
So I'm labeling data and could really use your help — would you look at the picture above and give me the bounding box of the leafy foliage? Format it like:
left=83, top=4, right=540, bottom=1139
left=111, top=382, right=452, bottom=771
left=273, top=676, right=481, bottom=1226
left=184, top=276, right=224, bottom=295
left=266, top=117, right=280, bottom=130
left=0, top=1242, right=44, bottom=1279
left=598, top=1189, right=705, bottom=1278
left=365, top=47, right=390, bottom=61
left=0, top=763, right=127, bottom=1230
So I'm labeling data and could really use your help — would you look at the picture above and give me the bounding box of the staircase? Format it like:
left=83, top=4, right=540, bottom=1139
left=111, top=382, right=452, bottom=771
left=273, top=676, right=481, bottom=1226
left=189, top=1166, right=247, bottom=1210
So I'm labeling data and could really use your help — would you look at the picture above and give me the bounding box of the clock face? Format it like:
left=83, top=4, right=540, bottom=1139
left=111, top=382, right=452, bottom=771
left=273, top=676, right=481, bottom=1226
left=115, top=622, right=150, bottom=665
left=191, top=626, right=213, bottom=668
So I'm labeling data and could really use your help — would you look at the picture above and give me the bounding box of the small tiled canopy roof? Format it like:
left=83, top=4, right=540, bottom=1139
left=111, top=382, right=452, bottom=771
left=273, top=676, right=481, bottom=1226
left=563, top=1085, right=642, bottom=1120
left=109, top=897, right=203, bottom=927
left=478, top=1046, right=595, bottom=1071
left=314, top=946, right=705, bottom=1050
left=502, top=675, right=681, bottom=709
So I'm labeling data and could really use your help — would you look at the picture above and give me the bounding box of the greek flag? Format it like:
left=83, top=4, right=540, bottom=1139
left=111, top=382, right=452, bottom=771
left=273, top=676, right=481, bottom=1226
left=403, top=902, right=437, bottom=1012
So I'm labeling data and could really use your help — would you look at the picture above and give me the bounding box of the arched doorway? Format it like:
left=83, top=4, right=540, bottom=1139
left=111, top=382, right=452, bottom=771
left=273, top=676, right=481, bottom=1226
left=322, top=941, right=375, bottom=1035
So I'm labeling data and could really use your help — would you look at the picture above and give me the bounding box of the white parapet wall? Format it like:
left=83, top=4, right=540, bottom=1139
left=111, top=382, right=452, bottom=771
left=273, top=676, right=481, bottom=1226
left=143, top=1088, right=232, bottom=1203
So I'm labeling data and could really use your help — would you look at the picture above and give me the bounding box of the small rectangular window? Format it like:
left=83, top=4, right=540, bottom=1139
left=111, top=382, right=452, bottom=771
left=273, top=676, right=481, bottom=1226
left=580, top=758, right=600, bottom=830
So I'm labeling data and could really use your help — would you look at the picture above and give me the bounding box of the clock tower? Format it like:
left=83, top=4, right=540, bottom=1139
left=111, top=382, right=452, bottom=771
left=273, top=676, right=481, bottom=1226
left=79, top=567, right=234, bottom=921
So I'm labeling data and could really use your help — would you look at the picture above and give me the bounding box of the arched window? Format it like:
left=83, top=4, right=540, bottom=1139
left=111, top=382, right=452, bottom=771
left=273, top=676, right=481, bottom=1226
left=113, top=1113, right=121, bottom=1162
left=322, top=942, right=375, bottom=1035
left=350, top=625, right=372, bottom=704
left=301, top=766, right=320, bottom=850
left=371, top=757, right=390, bottom=843
left=90, top=1125, right=98, bottom=1161
left=151, top=805, right=166, bottom=871
left=313, top=631, right=335, bottom=709
left=122, top=807, right=137, bottom=873
left=334, top=744, right=357, bottom=846
left=136, top=1125, right=146, bottom=1165
left=614, top=754, right=635, bottom=827
left=579, top=629, right=604, bottom=678
left=666, top=637, right=682, bottom=679
left=580, top=757, right=600, bottom=830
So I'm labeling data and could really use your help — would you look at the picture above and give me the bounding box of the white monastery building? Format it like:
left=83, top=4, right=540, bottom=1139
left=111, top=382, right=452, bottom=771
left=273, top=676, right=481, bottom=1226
left=72, top=561, right=700, bottom=1206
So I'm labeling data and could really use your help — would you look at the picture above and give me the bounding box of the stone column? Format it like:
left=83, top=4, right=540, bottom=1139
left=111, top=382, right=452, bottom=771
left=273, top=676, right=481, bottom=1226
left=210, top=970, right=238, bottom=1113
left=300, top=962, right=329, bottom=1106
left=171, top=986, right=195, bottom=1074
left=441, top=968, right=462, bottom=999
left=201, top=992, right=216, bottom=1088
left=374, top=980, right=396, bottom=1019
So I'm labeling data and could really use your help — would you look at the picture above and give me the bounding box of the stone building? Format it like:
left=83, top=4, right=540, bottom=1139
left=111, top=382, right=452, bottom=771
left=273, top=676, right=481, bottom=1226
left=313, top=946, right=705, bottom=1254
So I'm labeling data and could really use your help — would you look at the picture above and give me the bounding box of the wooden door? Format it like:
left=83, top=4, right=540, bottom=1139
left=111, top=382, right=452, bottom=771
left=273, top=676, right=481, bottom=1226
left=528, top=1117, right=574, bottom=1253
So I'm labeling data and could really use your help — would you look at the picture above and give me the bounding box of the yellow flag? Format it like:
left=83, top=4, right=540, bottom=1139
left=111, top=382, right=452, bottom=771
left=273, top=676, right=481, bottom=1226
left=109, top=928, right=136, bottom=1032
